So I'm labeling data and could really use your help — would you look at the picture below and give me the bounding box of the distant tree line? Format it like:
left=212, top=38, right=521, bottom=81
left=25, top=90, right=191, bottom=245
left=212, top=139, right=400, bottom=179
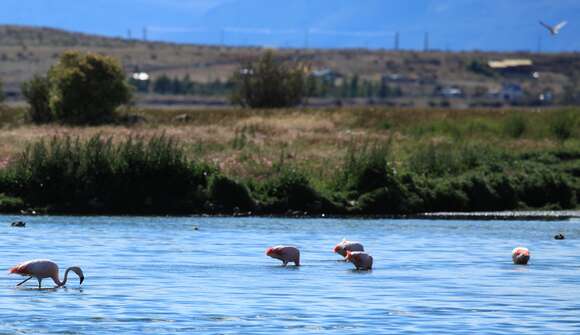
left=131, top=72, right=404, bottom=100
left=129, top=74, right=234, bottom=96
left=305, top=75, right=402, bottom=99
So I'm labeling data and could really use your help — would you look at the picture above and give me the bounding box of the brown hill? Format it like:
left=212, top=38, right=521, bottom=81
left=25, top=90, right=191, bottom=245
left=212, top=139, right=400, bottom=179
left=1, top=25, right=579, bottom=106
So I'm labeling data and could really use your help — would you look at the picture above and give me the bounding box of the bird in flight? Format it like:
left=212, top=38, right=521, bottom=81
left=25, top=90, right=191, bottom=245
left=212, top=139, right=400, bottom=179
left=539, top=20, right=567, bottom=35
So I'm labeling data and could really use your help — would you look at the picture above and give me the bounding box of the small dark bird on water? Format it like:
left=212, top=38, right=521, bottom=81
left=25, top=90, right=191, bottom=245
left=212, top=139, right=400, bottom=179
left=11, top=221, right=26, bottom=227
left=554, top=233, right=565, bottom=240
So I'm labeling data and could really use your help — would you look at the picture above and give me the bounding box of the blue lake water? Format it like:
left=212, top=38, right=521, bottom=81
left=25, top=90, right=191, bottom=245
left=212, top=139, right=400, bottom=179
left=1, top=215, right=579, bottom=334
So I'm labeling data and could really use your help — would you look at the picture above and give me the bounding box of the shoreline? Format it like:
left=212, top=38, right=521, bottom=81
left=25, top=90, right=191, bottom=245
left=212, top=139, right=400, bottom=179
left=3, top=210, right=579, bottom=221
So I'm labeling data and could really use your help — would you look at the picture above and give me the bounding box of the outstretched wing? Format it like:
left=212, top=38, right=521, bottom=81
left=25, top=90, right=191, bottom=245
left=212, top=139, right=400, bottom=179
left=539, top=20, right=552, bottom=32
left=553, top=21, right=567, bottom=33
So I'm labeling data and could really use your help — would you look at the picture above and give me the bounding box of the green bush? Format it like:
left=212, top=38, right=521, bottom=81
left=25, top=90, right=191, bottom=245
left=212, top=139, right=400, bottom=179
left=335, top=142, right=392, bottom=196
left=231, top=51, right=305, bottom=108
left=503, top=113, right=527, bottom=138
left=517, top=166, right=576, bottom=209
left=48, top=51, right=132, bottom=124
left=4, top=135, right=209, bottom=214
left=208, top=175, right=254, bottom=212
left=0, top=78, right=5, bottom=103
left=21, top=75, right=52, bottom=123
left=549, top=110, right=577, bottom=141
left=0, top=193, right=24, bottom=212
left=257, top=169, right=328, bottom=212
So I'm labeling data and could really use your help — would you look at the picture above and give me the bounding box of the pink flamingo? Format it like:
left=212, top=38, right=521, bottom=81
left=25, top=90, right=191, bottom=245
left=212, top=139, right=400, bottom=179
left=265, top=246, right=300, bottom=266
left=10, top=259, right=84, bottom=289
left=512, top=247, right=530, bottom=265
left=345, top=251, right=373, bottom=270
left=333, top=239, right=364, bottom=258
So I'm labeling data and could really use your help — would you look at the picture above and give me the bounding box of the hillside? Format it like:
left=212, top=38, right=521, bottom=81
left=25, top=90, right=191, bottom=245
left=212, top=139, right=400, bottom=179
left=1, top=25, right=580, bottom=107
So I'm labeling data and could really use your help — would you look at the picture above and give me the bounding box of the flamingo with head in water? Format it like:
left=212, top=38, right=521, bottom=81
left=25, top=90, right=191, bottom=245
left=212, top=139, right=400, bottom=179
left=512, top=247, right=530, bottom=265
left=9, top=259, right=84, bottom=289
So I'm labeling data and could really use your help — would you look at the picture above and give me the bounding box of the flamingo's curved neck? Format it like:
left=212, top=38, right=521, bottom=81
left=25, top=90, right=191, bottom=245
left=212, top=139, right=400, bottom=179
left=53, top=268, right=72, bottom=287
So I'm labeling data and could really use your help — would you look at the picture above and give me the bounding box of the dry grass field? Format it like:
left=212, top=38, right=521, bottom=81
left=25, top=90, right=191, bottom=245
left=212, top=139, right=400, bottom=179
left=1, top=105, right=578, bottom=181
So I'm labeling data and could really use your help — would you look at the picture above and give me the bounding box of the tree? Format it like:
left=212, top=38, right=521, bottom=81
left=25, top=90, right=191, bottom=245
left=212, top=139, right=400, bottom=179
left=48, top=51, right=131, bottom=124
left=21, top=75, right=52, bottom=123
left=0, top=80, right=6, bottom=104
left=231, top=51, right=305, bottom=108
left=153, top=74, right=172, bottom=94
left=0, top=78, right=5, bottom=103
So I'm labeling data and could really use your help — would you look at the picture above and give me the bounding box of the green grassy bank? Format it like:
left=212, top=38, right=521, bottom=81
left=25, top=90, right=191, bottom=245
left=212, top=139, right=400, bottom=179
left=0, top=106, right=578, bottom=215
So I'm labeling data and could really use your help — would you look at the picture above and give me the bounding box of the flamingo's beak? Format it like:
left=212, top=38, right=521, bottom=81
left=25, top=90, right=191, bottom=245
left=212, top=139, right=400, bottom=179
left=79, top=276, right=84, bottom=285
left=333, top=245, right=340, bottom=253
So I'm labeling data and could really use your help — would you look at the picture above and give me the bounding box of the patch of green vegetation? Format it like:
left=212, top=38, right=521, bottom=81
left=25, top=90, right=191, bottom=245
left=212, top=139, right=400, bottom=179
left=0, top=135, right=210, bottom=214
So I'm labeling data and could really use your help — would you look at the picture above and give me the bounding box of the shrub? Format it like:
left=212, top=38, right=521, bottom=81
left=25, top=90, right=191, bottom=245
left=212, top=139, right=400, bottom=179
left=208, top=175, right=254, bottom=212
left=503, top=113, right=527, bottom=138
left=0, top=193, right=24, bottom=212
left=5, top=135, right=209, bottom=214
left=428, top=180, right=470, bottom=212
left=355, top=182, right=422, bottom=215
left=0, top=78, right=4, bottom=103
left=335, top=142, right=392, bottom=196
left=21, top=75, right=52, bottom=123
left=48, top=51, right=132, bottom=124
left=258, top=169, right=327, bottom=212
left=231, top=51, right=305, bottom=108
left=517, top=167, right=576, bottom=209
left=549, top=110, right=577, bottom=141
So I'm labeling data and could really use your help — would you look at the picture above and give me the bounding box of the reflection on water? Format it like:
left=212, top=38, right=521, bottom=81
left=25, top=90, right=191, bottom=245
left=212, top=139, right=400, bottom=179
left=1, top=215, right=580, bottom=334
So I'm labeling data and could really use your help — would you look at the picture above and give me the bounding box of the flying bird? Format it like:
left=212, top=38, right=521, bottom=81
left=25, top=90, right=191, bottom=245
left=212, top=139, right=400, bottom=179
left=9, top=259, right=84, bottom=289
left=539, top=20, right=567, bottom=35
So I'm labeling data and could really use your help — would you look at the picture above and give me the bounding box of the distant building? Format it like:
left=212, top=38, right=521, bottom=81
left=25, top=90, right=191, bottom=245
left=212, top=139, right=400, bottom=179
left=311, top=68, right=343, bottom=83
left=489, top=83, right=525, bottom=102
left=439, top=86, right=464, bottom=98
left=488, top=59, right=533, bottom=75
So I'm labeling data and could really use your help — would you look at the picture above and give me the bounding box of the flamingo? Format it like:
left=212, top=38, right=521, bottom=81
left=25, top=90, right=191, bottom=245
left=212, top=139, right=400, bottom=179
left=9, top=259, right=84, bottom=289
left=512, top=247, right=530, bottom=265
left=333, top=239, right=364, bottom=258
left=539, top=20, right=567, bottom=35
left=345, top=251, right=373, bottom=270
left=265, top=246, right=300, bottom=266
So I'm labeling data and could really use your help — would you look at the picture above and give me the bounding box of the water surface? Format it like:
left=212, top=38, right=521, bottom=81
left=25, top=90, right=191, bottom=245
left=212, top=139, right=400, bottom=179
left=1, top=215, right=579, bottom=334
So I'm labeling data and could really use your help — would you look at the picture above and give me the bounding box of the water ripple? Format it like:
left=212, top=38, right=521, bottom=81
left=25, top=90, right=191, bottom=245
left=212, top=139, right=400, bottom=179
left=1, top=215, right=580, bottom=334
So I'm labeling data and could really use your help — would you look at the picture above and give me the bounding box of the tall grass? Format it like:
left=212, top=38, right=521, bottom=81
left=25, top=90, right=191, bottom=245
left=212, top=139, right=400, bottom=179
left=549, top=110, right=578, bottom=141
left=2, top=135, right=210, bottom=213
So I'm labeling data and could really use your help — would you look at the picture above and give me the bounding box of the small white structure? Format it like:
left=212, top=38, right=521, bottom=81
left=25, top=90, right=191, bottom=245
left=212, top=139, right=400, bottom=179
left=131, top=72, right=150, bottom=81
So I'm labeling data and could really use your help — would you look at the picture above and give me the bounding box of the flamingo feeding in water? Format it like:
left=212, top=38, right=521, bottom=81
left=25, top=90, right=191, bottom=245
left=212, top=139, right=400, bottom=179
left=345, top=251, right=373, bottom=270
left=512, top=247, right=530, bottom=265
left=9, top=259, right=84, bottom=289
left=265, top=246, right=300, bottom=266
left=333, top=239, right=364, bottom=258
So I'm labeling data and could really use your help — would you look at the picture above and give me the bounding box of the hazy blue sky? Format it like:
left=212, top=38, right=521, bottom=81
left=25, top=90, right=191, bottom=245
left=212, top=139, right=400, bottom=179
left=1, top=0, right=578, bottom=51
